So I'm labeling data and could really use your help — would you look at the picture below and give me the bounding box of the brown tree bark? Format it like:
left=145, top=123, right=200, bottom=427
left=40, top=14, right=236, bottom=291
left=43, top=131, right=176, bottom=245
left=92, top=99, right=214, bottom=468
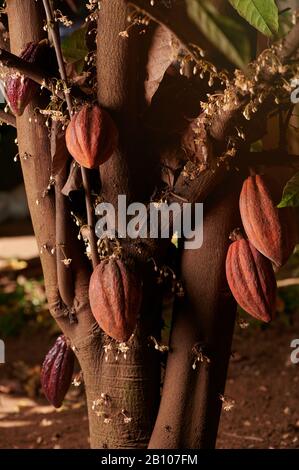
left=7, top=0, right=161, bottom=449
left=149, top=177, right=241, bottom=448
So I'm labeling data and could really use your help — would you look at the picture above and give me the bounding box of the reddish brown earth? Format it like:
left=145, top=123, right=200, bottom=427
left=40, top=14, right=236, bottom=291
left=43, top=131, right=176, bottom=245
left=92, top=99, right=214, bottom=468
left=0, top=313, right=298, bottom=449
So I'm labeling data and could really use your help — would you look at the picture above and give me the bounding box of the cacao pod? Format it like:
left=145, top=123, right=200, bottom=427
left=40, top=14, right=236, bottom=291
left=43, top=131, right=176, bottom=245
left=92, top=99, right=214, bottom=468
left=89, top=258, right=142, bottom=342
left=239, top=174, right=296, bottom=267
left=65, top=104, right=118, bottom=169
left=225, top=230, right=277, bottom=322
left=41, top=335, right=75, bottom=408
left=6, top=42, right=40, bottom=116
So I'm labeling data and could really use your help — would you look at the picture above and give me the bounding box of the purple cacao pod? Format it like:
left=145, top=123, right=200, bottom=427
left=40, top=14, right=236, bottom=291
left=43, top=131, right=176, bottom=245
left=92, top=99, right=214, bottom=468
left=6, top=42, right=40, bottom=116
left=41, top=335, right=75, bottom=408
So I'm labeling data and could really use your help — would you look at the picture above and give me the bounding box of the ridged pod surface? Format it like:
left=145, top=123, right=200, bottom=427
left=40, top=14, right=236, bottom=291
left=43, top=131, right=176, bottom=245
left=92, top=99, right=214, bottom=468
left=65, top=104, right=118, bottom=169
left=226, top=231, right=277, bottom=322
left=41, top=335, right=75, bottom=408
left=240, top=174, right=296, bottom=267
left=6, top=42, right=40, bottom=116
left=89, top=258, right=142, bottom=342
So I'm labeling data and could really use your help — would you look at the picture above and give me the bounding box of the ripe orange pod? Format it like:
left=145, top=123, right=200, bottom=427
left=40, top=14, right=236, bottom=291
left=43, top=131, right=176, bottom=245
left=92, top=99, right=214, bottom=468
left=225, top=230, right=277, bottom=323
left=89, top=258, right=142, bottom=342
left=65, top=104, right=118, bottom=169
left=239, top=174, right=296, bottom=267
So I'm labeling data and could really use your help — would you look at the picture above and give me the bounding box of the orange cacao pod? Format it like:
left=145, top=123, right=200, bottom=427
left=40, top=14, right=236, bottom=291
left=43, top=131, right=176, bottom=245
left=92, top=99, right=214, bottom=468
left=65, top=104, right=118, bottom=169
left=226, top=231, right=277, bottom=322
left=6, top=42, right=40, bottom=116
left=239, top=174, right=296, bottom=267
left=41, top=335, right=75, bottom=408
left=89, top=258, right=142, bottom=342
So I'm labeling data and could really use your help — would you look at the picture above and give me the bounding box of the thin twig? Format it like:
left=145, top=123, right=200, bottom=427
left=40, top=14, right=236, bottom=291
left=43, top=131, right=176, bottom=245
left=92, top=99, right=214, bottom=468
left=0, top=109, right=16, bottom=127
left=42, top=0, right=73, bottom=113
left=277, top=278, right=299, bottom=288
left=42, top=0, right=99, bottom=269
left=222, top=432, right=264, bottom=443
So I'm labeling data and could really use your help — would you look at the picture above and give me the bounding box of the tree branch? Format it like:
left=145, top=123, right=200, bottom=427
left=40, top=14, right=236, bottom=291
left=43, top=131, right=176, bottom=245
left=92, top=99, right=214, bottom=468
left=0, top=46, right=86, bottom=101
left=42, top=0, right=99, bottom=270
left=209, top=22, right=299, bottom=142
left=0, top=46, right=51, bottom=88
left=0, top=109, right=16, bottom=127
left=167, top=149, right=299, bottom=210
left=134, top=7, right=299, bottom=150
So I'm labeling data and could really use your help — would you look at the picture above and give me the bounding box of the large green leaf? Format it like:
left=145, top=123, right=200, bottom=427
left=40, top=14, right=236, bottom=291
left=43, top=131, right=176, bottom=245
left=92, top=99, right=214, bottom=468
left=228, top=0, right=279, bottom=37
left=186, top=0, right=251, bottom=68
left=62, top=25, right=88, bottom=73
left=278, top=172, right=299, bottom=208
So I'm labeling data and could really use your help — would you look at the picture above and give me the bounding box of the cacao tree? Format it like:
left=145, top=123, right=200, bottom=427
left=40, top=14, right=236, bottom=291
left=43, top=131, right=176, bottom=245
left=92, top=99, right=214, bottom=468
left=0, top=0, right=299, bottom=449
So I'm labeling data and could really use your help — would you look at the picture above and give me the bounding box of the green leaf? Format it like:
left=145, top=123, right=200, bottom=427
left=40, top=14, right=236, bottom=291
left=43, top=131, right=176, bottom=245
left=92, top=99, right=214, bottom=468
left=61, top=25, right=88, bottom=73
left=228, top=0, right=279, bottom=37
left=278, top=172, right=299, bottom=208
left=186, top=0, right=251, bottom=68
left=250, top=139, right=263, bottom=152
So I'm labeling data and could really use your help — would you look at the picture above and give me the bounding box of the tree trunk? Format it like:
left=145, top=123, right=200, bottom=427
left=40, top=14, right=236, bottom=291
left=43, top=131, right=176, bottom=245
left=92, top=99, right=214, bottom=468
left=7, top=0, right=161, bottom=449
left=149, top=177, right=241, bottom=448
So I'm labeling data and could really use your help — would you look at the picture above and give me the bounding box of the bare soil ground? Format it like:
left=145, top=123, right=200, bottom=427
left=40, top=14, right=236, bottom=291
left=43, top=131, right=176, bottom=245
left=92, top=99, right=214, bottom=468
left=0, top=315, right=298, bottom=449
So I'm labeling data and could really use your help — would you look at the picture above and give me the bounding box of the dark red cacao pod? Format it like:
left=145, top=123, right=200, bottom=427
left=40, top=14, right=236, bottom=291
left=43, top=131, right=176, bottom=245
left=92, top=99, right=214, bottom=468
left=89, top=258, right=142, bottom=342
left=226, top=231, right=277, bottom=323
left=240, top=174, right=297, bottom=267
left=41, top=335, right=75, bottom=408
left=65, top=104, right=118, bottom=169
left=6, top=42, right=40, bottom=116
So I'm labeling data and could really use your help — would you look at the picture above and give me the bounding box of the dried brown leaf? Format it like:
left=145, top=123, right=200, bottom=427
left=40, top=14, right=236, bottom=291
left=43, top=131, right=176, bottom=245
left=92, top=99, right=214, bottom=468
left=145, top=25, right=179, bottom=104
left=51, top=121, right=69, bottom=177
left=61, top=163, right=82, bottom=196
